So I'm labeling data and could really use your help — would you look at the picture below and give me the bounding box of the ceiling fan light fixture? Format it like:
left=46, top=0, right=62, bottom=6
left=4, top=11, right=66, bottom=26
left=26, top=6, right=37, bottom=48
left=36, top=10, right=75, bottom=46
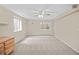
left=38, top=14, right=43, bottom=18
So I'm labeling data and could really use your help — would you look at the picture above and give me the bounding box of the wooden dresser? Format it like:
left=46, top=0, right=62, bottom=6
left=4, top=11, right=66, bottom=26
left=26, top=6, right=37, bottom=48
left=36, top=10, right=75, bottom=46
left=0, top=40, right=4, bottom=55
left=0, top=36, right=15, bottom=55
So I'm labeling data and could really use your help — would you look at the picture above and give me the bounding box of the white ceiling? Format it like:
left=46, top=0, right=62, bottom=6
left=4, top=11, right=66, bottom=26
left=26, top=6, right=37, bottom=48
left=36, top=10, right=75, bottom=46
left=3, top=4, right=73, bottom=20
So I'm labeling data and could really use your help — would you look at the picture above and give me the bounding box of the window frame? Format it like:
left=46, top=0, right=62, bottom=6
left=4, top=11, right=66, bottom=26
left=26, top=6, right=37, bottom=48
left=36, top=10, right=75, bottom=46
left=13, top=16, right=22, bottom=32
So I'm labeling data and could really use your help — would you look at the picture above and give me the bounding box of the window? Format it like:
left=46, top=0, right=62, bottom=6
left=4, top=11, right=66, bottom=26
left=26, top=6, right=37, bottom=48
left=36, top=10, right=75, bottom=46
left=13, top=16, right=22, bottom=32
left=40, top=22, right=49, bottom=30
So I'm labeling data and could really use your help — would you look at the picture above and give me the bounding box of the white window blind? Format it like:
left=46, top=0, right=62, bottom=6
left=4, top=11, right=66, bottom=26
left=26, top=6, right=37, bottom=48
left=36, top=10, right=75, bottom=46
left=13, top=16, right=22, bottom=32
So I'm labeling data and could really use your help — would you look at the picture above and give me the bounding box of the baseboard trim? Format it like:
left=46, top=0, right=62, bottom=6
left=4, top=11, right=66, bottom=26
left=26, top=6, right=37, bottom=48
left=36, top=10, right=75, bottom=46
left=15, top=35, right=29, bottom=44
left=54, top=35, right=79, bottom=55
left=15, top=35, right=54, bottom=44
left=27, top=35, right=54, bottom=36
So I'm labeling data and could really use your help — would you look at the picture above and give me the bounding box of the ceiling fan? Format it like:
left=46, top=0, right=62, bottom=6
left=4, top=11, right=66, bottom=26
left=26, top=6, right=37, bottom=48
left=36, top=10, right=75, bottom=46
left=33, top=9, right=55, bottom=18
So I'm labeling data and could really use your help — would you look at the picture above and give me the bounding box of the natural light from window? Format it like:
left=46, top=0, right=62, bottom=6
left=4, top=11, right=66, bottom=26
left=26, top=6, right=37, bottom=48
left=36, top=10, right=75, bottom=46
left=13, top=16, right=22, bottom=32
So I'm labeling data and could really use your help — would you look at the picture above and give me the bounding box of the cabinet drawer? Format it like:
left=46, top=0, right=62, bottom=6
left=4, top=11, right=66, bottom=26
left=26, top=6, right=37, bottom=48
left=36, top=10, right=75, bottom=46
left=5, top=43, right=14, bottom=50
left=0, top=47, right=4, bottom=53
left=5, top=47, right=14, bottom=55
left=0, top=43, right=4, bottom=48
left=0, top=43, right=4, bottom=55
left=5, top=39, right=14, bottom=45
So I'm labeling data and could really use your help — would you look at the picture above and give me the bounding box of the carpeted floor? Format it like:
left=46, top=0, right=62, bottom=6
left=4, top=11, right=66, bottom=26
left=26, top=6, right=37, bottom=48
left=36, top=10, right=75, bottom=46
left=12, top=36, right=78, bottom=55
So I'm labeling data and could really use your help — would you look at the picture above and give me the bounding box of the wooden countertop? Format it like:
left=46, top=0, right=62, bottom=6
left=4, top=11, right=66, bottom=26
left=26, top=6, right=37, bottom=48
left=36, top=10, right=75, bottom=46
left=0, top=36, right=14, bottom=43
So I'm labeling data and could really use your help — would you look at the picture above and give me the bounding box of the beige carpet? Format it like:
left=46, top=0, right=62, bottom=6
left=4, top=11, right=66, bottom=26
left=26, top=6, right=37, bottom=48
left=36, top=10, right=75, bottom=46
left=12, top=36, right=78, bottom=55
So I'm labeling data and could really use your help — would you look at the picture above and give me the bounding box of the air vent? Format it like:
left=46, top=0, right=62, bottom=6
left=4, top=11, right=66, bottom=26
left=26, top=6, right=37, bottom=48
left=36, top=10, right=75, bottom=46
left=72, top=4, right=78, bottom=8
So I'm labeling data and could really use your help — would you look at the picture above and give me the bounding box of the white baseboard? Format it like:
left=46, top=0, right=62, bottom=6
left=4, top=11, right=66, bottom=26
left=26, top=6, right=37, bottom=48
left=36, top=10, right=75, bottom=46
left=54, top=36, right=79, bottom=54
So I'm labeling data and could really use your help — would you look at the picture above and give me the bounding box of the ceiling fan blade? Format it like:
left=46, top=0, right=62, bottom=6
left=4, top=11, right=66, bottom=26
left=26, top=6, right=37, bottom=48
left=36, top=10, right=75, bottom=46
left=34, top=10, right=42, bottom=13
left=34, top=13, right=39, bottom=16
left=43, top=13, right=51, bottom=16
left=44, top=9, right=55, bottom=13
left=45, top=11, right=55, bottom=13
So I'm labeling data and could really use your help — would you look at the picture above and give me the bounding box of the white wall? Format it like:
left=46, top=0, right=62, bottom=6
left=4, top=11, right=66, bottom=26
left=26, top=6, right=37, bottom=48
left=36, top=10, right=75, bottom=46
left=27, top=20, right=54, bottom=36
left=54, top=10, right=79, bottom=53
left=0, top=5, right=28, bottom=42
left=0, top=5, right=54, bottom=43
